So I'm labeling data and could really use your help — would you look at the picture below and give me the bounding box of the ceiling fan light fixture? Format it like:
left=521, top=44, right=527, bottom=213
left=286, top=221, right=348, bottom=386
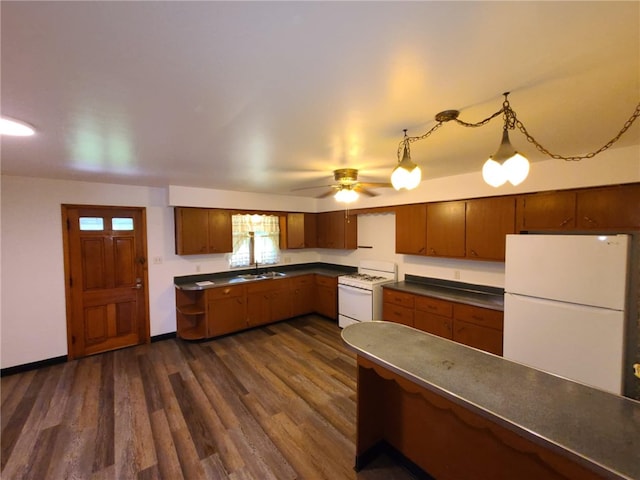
left=334, top=186, right=359, bottom=203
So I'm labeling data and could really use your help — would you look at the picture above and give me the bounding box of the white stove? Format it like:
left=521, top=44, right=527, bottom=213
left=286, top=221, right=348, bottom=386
left=338, top=260, right=397, bottom=328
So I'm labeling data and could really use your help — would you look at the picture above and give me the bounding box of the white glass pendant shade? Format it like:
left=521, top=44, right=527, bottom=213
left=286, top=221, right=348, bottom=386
left=0, top=117, right=35, bottom=136
left=391, top=142, right=422, bottom=190
left=483, top=129, right=529, bottom=187
left=334, top=188, right=358, bottom=203
left=482, top=159, right=507, bottom=187
left=503, top=153, right=530, bottom=186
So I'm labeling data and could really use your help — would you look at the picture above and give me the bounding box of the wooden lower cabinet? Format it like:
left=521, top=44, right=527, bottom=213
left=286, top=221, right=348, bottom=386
left=291, top=274, right=315, bottom=316
left=176, top=273, right=339, bottom=339
left=207, top=285, right=247, bottom=336
left=383, top=287, right=503, bottom=356
left=175, top=288, right=207, bottom=340
left=315, top=275, right=338, bottom=320
left=247, top=278, right=292, bottom=327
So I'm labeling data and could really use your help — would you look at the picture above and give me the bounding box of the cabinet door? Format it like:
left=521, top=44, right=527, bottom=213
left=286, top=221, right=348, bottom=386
left=287, top=213, right=318, bottom=249
left=208, top=210, right=233, bottom=253
left=576, top=184, right=640, bottom=229
left=175, top=207, right=209, bottom=255
left=291, top=275, right=315, bottom=316
left=453, top=320, right=503, bottom=356
left=414, top=311, right=452, bottom=339
left=516, top=191, right=576, bottom=231
left=426, top=201, right=466, bottom=257
left=246, top=282, right=272, bottom=327
left=287, top=213, right=306, bottom=249
left=315, top=275, right=337, bottom=319
left=395, top=204, right=427, bottom=255
left=269, top=279, right=292, bottom=322
left=316, top=211, right=357, bottom=249
left=207, top=286, right=247, bottom=336
left=465, top=196, right=515, bottom=261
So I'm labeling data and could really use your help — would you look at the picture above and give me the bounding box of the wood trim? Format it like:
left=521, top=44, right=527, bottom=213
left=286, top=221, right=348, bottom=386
left=356, top=357, right=607, bottom=480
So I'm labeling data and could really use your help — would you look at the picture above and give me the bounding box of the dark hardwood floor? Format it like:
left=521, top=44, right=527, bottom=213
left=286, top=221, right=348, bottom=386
left=1, top=315, right=417, bottom=479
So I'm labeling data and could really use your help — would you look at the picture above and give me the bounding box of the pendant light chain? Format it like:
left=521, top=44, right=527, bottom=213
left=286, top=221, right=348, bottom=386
left=514, top=102, right=640, bottom=161
left=397, top=122, right=445, bottom=160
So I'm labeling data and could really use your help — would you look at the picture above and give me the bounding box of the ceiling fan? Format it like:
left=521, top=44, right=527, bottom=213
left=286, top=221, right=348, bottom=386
left=292, top=168, right=393, bottom=199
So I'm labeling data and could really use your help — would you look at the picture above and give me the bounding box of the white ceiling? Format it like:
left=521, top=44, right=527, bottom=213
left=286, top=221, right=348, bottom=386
left=2, top=1, right=639, bottom=197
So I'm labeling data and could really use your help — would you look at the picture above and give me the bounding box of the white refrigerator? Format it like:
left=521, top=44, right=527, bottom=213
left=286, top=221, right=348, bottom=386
left=504, top=234, right=630, bottom=395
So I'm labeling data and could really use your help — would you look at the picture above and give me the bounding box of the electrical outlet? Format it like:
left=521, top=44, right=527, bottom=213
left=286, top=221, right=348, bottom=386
left=284, top=256, right=292, bottom=263
left=152, top=256, right=163, bottom=265
left=454, top=270, right=461, bottom=280
left=196, top=264, right=201, bottom=272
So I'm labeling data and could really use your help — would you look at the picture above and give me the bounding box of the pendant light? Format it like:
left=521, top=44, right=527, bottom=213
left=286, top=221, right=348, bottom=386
left=391, top=130, right=422, bottom=190
left=0, top=116, right=35, bottom=136
left=482, top=130, right=530, bottom=187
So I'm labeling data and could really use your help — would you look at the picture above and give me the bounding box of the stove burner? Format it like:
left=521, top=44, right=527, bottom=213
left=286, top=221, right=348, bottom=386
left=342, top=273, right=387, bottom=282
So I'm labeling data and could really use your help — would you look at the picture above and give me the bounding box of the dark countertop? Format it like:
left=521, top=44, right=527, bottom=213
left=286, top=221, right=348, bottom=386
left=174, top=262, right=356, bottom=290
left=383, top=275, right=504, bottom=311
left=342, top=321, right=640, bottom=480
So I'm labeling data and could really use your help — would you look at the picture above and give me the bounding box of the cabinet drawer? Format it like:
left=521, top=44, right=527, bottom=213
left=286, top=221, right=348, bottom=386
left=207, top=284, right=245, bottom=300
left=414, top=311, right=453, bottom=339
left=291, top=275, right=313, bottom=287
left=415, top=296, right=453, bottom=318
left=453, top=304, right=503, bottom=331
left=383, top=289, right=415, bottom=309
left=383, top=303, right=414, bottom=327
left=453, top=320, right=503, bottom=356
left=315, top=275, right=337, bottom=288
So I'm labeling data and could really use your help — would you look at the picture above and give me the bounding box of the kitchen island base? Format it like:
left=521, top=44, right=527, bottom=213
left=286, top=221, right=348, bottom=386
left=355, top=356, right=606, bottom=480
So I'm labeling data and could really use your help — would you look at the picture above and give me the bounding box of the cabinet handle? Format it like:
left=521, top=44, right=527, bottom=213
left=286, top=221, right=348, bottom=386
left=583, top=216, right=596, bottom=225
left=445, top=322, right=451, bottom=331
left=470, top=249, right=478, bottom=257
left=429, top=248, right=436, bottom=254
left=472, top=315, right=483, bottom=321
left=560, top=217, right=573, bottom=226
left=427, top=305, right=437, bottom=310
left=418, top=247, right=425, bottom=253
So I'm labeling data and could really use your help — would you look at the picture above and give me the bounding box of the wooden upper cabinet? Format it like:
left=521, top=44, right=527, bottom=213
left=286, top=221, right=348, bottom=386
left=395, top=204, right=427, bottom=255
left=317, top=211, right=357, bottom=249
left=576, top=184, right=640, bottom=229
left=465, top=196, right=515, bottom=261
left=208, top=209, right=233, bottom=253
left=426, top=201, right=466, bottom=258
left=516, top=190, right=577, bottom=231
left=174, top=207, right=232, bottom=255
left=287, top=213, right=317, bottom=249
left=175, top=207, right=209, bottom=254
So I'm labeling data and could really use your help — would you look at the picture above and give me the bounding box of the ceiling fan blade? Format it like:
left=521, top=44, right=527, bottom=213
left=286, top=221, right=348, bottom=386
left=316, top=189, right=336, bottom=199
left=291, top=184, right=334, bottom=192
left=357, top=182, right=394, bottom=188
left=354, top=186, right=379, bottom=197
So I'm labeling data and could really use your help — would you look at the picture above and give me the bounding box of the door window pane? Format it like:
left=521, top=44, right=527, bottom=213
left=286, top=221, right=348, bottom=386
left=79, top=217, right=104, bottom=231
left=112, top=217, right=134, bottom=231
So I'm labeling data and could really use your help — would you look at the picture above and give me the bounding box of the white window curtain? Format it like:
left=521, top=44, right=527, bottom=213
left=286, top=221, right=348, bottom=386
left=229, top=214, right=280, bottom=268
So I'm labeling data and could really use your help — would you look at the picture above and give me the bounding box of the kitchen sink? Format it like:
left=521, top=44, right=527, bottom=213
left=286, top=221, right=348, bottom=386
left=236, top=273, right=265, bottom=280
left=261, top=271, right=286, bottom=278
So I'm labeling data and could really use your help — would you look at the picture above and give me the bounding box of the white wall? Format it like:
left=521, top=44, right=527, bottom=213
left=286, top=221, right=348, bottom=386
left=1, top=145, right=638, bottom=368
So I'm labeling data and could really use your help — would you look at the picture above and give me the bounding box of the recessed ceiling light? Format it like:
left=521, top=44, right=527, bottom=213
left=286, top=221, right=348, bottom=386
left=0, top=117, right=35, bottom=136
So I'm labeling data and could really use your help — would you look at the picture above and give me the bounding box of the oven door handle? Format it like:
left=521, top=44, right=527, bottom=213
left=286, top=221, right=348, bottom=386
left=338, top=284, right=372, bottom=295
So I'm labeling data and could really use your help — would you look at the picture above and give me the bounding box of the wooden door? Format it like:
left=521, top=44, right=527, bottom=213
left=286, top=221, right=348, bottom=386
left=395, top=204, right=427, bottom=255
left=63, top=205, right=149, bottom=359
